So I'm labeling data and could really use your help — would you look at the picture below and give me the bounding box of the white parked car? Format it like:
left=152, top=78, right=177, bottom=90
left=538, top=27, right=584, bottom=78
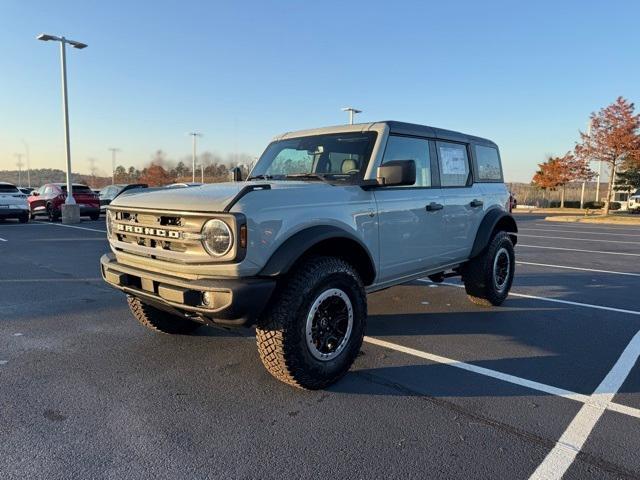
left=628, top=189, right=640, bottom=214
left=0, top=182, right=29, bottom=223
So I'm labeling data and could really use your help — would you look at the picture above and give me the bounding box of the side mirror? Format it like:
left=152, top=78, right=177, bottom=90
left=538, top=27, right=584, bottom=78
left=31, top=191, right=40, bottom=197
left=376, top=160, right=416, bottom=187
left=230, top=167, right=243, bottom=182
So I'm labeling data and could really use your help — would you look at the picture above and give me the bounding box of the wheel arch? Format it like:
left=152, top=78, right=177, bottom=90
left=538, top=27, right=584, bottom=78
left=470, top=208, right=518, bottom=258
left=258, top=226, right=377, bottom=286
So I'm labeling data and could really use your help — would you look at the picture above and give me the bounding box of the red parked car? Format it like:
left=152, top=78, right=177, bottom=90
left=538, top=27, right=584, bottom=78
left=28, top=183, right=100, bottom=221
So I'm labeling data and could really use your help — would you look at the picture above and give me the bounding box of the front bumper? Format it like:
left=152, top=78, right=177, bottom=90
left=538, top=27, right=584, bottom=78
left=100, top=253, right=275, bottom=326
left=0, top=207, right=28, bottom=218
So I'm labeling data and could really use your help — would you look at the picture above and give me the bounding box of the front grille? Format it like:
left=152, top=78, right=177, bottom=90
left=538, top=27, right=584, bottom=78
left=109, top=207, right=212, bottom=262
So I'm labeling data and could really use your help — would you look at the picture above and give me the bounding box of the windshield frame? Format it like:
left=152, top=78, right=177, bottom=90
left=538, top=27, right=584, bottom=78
left=249, top=131, right=378, bottom=185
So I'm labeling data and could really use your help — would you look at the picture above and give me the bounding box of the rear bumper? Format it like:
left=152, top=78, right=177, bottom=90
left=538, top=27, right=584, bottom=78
left=79, top=206, right=100, bottom=216
left=100, top=253, right=276, bottom=326
left=0, top=207, right=28, bottom=218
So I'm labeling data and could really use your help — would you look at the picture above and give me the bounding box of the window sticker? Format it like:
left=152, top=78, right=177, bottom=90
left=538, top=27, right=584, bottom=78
left=439, top=146, right=467, bottom=175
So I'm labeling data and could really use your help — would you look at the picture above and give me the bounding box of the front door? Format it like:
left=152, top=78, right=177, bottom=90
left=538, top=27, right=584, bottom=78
left=374, top=135, right=447, bottom=284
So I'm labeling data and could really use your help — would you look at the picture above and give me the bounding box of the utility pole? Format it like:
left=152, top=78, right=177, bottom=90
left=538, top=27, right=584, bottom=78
left=15, top=154, right=24, bottom=187
left=341, top=107, right=362, bottom=125
left=109, top=148, right=121, bottom=184
left=188, top=132, right=202, bottom=183
left=37, top=33, right=87, bottom=224
left=88, top=157, right=97, bottom=186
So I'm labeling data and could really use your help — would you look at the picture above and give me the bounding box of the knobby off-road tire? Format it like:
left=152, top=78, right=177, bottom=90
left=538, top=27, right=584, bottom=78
left=127, top=295, right=201, bottom=334
left=256, top=256, right=367, bottom=390
left=462, top=231, right=515, bottom=307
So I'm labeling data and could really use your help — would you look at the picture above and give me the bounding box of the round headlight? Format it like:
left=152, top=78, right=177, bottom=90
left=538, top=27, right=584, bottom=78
left=202, top=219, right=233, bottom=257
left=106, top=210, right=115, bottom=238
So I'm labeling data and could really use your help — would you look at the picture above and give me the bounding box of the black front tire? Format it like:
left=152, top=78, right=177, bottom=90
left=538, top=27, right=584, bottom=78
left=462, top=231, right=515, bottom=307
left=18, top=214, right=29, bottom=224
left=46, top=204, right=59, bottom=222
left=127, top=296, right=202, bottom=334
left=256, top=256, right=366, bottom=390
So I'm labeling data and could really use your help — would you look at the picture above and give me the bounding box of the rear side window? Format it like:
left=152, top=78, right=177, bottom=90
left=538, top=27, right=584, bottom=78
left=474, top=145, right=503, bottom=182
left=382, top=136, right=431, bottom=187
left=437, top=142, right=470, bottom=187
left=0, top=184, right=19, bottom=193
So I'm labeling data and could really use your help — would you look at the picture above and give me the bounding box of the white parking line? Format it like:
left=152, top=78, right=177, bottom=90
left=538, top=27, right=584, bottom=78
left=0, top=237, right=7, bottom=242
left=33, top=221, right=106, bottom=233
left=517, top=261, right=640, bottom=278
left=417, top=279, right=640, bottom=316
left=520, top=227, right=640, bottom=238
left=530, top=331, right=640, bottom=480
left=363, top=336, right=640, bottom=420
left=532, top=223, right=640, bottom=233
left=517, top=233, right=640, bottom=245
left=518, top=244, right=640, bottom=257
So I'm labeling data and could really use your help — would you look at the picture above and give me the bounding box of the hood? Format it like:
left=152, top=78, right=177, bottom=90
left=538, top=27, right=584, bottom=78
left=109, top=180, right=333, bottom=212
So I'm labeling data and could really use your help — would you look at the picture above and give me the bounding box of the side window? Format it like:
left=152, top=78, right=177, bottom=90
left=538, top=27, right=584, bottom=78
left=44, top=186, right=54, bottom=195
left=437, top=142, right=470, bottom=187
left=381, top=136, right=431, bottom=187
left=474, top=145, right=503, bottom=182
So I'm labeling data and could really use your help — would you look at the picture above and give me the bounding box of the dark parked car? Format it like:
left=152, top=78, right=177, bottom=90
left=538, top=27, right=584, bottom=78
left=99, top=184, right=148, bottom=213
left=19, top=187, right=34, bottom=195
left=28, top=183, right=100, bottom=221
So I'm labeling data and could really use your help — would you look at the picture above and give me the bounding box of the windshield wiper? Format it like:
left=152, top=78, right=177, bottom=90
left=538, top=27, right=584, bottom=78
left=247, top=174, right=275, bottom=181
left=284, top=173, right=332, bottom=183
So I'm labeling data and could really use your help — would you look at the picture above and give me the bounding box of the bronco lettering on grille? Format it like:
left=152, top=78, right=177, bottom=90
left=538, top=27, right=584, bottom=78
left=116, top=224, right=181, bottom=239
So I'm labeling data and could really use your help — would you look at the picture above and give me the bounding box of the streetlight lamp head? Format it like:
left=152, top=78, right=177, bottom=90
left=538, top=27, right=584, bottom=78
left=68, top=40, right=88, bottom=49
left=37, top=33, right=57, bottom=42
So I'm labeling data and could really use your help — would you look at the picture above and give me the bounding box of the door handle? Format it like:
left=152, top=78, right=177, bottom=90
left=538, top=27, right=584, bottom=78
left=426, top=202, right=444, bottom=212
left=470, top=199, right=484, bottom=208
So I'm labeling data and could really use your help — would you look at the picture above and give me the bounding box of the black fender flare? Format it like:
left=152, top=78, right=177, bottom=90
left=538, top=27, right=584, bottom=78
left=470, top=209, right=518, bottom=258
left=258, top=225, right=376, bottom=283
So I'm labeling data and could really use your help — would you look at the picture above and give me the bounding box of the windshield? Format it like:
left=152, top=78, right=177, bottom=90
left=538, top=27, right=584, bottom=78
left=0, top=185, right=19, bottom=193
left=250, top=132, right=377, bottom=183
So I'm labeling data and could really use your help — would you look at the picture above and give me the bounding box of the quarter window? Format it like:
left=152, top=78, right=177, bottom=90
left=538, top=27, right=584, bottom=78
left=381, top=136, right=431, bottom=187
left=437, top=142, right=470, bottom=187
left=474, top=145, right=503, bottom=182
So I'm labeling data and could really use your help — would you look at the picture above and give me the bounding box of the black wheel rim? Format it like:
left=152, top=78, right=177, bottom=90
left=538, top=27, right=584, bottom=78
left=305, top=288, right=354, bottom=361
left=493, top=247, right=510, bottom=292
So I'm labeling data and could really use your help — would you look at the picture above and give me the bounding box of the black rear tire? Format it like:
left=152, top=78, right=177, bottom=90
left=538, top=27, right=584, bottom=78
left=462, top=231, right=515, bottom=307
left=256, top=256, right=366, bottom=390
left=89, top=213, right=100, bottom=221
left=127, top=296, right=202, bottom=334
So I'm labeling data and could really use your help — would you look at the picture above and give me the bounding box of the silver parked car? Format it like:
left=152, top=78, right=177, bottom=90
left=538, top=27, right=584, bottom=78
left=101, top=121, right=517, bottom=389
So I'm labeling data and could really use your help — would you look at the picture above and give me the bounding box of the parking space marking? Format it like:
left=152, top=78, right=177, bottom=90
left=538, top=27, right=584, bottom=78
left=531, top=223, right=640, bottom=233
left=363, top=336, right=640, bottom=420
left=32, top=221, right=106, bottom=233
left=517, top=233, right=640, bottom=245
left=520, top=227, right=640, bottom=238
left=418, top=279, right=640, bottom=316
left=518, top=244, right=640, bottom=257
left=0, top=237, right=7, bottom=242
left=516, top=261, right=640, bottom=277
left=530, top=331, right=640, bottom=480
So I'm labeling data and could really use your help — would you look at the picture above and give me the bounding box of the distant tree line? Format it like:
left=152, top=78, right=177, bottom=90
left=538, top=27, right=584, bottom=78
left=0, top=150, right=257, bottom=189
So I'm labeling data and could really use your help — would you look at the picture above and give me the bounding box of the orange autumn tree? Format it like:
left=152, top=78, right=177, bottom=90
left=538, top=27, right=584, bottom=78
left=532, top=153, right=592, bottom=207
left=574, top=97, right=640, bottom=214
left=139, top=163, right=174, bottom=186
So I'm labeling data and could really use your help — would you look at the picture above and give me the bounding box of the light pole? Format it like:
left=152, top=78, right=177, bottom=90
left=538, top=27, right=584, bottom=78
left=188, top=132, right=202, bottom=183
left=15, top=154, right=24, bottom=187
left=109, top=147, right=121, bottom=184
left=341, top=107, right=362, bottom=125
left=21, top=140, right=31, bottom=188
left=37, top=33, right=87, bottom=223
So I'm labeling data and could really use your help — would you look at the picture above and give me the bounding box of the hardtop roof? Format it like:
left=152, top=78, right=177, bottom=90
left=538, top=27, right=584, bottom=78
left=274, top=120, right=498, bottom=148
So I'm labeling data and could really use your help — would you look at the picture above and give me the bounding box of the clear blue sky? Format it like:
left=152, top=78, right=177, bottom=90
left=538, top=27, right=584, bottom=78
left=1, top=0, right=638, bottom=182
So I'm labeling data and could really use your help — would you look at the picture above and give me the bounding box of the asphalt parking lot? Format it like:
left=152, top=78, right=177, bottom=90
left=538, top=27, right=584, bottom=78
left=1, top=213, right=639, bottom=479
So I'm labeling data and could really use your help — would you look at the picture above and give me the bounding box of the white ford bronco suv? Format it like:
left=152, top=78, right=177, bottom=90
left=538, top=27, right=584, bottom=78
left=101, top=121, right=517, bottom=389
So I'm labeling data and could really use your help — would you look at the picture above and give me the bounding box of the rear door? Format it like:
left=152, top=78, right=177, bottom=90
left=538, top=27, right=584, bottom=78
left=435, top=141, right=484, bottom=263
left=373, top=135, right=447, bottom=284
